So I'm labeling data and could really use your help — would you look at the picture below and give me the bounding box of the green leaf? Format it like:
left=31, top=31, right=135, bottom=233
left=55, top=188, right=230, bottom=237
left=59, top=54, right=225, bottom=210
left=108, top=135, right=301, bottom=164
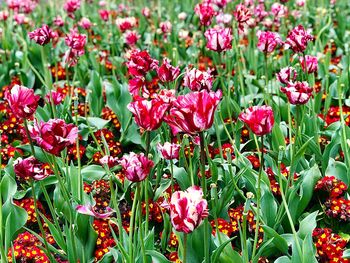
left=325, top=158, right=349, bottom=185
left=82, top=165, right=106, bottom=182
left=275, top=256, right=291, bottom=263
left=261, top=192, right=277, bottom=227
left=145, top=250, right=171, bottom=263
left=262, top=225, right=289, bottom=254
left=298, top=211, right=318, bottom=239
left=302, top=234, right=317, bottom=263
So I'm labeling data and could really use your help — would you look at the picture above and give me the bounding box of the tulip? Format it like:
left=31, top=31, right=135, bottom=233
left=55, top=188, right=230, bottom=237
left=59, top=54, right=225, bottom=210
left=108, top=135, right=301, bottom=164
left=239, top=105, right=275, bottom=136
left=99, top=155, right=119, bottom=168
left=4, top=85, right=40, bottom=119
left=285, top=25, right=313, bottom=53
left=281, top=81, right=313, bottom=105
left=119, top=152, right=154, bottom=182
left=204, top=27, right=232, bottom=52
left=234, top=4, right=252, bottom=24
left=30, top=119, right=78, bottom=156
left=271, top=3, right=288, bottom=19
left=168, top=186, right=209, bottom=233
left=124, top=30, right=141, bottom=46
left=157, top=58, right=180, bottom=83
left=14, top=157, right=49, bottom=181
left=157, top=142, right=180, bottom=160
left=116, top=17, right=138, bottom=32
left=160, top=21, right=172, bottom=34
left=127, top=96, right=169, bottom=131
left=256, top=30, right=282, bottom=53
left=64, top=29, right=87, bottom=66
left=64, top=0, right=80, bottom=13
left=28, top=24, right=56, bottom=46
left=54, top=16, right=64, bottom=27
left=299, top=55, right=318, bottom=74
left=99, top=9, right=109, bottom=21
left=126, top=49, right=159, bottom=77
left=78, top=17, right=92, bottom=30
left=76, top=204, right=114, bottom=219
left=164, top=90, right=222, bottom=135
left=276, top=67, right=297, bottom=85
left=154, top=89, right=176, bottom=104
left=183, top=68, right=213, bottom=92
left=194, top=2, right=216, bottom=26
left=45, top=91, right=64, bottom=105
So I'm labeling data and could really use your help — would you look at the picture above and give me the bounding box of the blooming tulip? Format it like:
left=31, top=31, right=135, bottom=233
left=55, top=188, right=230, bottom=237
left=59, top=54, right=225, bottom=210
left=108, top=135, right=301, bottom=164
left=239, top=105, right=275, bottom=136
left=30, top=119, right=78, bottom=156
left=28, top=24, right=56, bottom=46
left=76, top=204, right=114, bottom=219
left=256, top=30, right=282, bottom=53
left=183, top=68, right=213, bottom=91
left=127, top=96, right=169, bottom=131
left=299, top=55, right=318, bottom=74
left=204, top=27, right=232, bottom=52
left=126, top=50, right=158, bottom=77
left=194, top=2, right=216, bottom=26
left=157, top=142, right=180, bottom=160
left=14, top=157, right=49, bottom=181
left=4, top=85, right=40, bottom=119
left=285, top=25, right=313, bottom=53
left=281, top=81, right=313, bottom=105
left=276, top=67, right=297, bottom=85
left=164, top=90, right=222, bottom=135
left=157, top=58, right=180, bottom=83
left=119, top=152, right=154, bottom=182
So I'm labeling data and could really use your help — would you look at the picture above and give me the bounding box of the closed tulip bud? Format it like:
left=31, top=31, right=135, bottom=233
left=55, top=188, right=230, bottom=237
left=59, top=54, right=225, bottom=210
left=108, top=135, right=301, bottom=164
left=169, top=186, right=209, bottom=233
left=285, top=25, right=313, bottom=53
left=256, top=30, right=282, bottom=53
left=157, top=142, right=180, bottom=160
left=276, top=67, right=297, bottom=85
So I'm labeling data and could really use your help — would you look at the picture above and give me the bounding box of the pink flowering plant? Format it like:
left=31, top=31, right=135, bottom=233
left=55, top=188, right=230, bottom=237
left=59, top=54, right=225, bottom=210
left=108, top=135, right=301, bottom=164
left=0, top=1, right=350, bottom=263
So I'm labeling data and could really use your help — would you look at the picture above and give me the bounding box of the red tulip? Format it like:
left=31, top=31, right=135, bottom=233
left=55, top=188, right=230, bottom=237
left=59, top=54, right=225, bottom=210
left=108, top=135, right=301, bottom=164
left=120, top=152, right=154, bottom=182
left=183, top=68, right=213, bottom=92
left=164, top=90, right=222, bottom=135
left=285, top=25, right=313, bottom=53
left=157, top=58, right=180, bottom=83
left=116, top=17, right=138, bottom=32
left=99, top=155, right=119, bottom=168
left=4, top=85, right=39, bottom=119
left=124, top=30, right=141, bottom=46
left=299, top=55, right=318, bottom=74
left=157, top=142, right=180, bottom=160
left=126, top=49, right=158, bottom=77
left=30, top=119, right=78, bottom=156
left=194, top=2, right=216, bottom=26
left=28, top=24, right=56, bottom=46
left=64, top=0, right=80, bottom=13
left=14, top=157, right=49, bottom=181
left=78, top=17, right=92, bottom=30
left=64, top=29, right=87, bottom=66
left=168, top=186, right=208, bottom=233
left=204, top=27, right=232, bottom=52
left=281, top=81, right=313, bottom=105
left=127, top=96, right=169, bottom=131
left=239, top=105, right=275, bottom=136
left=256, top=30, right=282, bottom=53
left=276, top=67, right=297, bottom=85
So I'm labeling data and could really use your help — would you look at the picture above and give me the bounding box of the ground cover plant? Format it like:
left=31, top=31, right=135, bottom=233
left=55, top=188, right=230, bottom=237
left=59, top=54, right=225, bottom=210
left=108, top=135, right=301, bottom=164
left=0, top=0, right=350, bottom=262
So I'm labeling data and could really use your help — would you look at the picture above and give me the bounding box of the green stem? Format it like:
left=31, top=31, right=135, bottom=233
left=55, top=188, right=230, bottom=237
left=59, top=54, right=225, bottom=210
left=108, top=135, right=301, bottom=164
left=30, top=180, right=56, bottom=263
left=183, top=233, right=188, bottom=263
left=144, top=131, right=151, bottom=235
left=137, top=183, right=148, bottom=263
left=251, top=135, right=264, bottom=259
left=277, top=161, right=303, bottom=260
left=199, top=132, right=210, bottom=263
left=128, top=184, right=139, bottom=263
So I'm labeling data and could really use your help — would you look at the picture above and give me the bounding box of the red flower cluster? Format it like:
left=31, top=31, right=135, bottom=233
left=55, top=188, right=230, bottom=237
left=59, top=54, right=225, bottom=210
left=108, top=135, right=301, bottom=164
left=266, top=164, right=299, bottom=196
left=323, top=106, right=350, bottom=127
left=93, top=219, right=117, bottom=261
left=313, top=228, right=349, bottom=263
left=7, top=232, right=49, bottom=263
left=315, top=176, right=350, bottom=221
